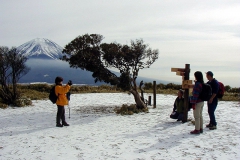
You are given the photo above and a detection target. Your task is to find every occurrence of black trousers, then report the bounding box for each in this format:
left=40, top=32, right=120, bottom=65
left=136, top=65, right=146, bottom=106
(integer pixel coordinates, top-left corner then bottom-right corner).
left=56, top=105, right=66, bottom=124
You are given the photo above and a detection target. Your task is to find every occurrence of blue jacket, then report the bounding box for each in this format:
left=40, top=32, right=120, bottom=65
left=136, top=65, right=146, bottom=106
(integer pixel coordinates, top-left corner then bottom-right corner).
left=207, top=78, right=219, bottom=101
left=207, top=78, right=219, bottom=94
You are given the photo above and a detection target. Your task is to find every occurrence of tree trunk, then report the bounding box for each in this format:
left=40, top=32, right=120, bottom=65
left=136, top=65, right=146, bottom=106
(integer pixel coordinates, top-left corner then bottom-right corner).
left=130, top=89, right=146, bottom=109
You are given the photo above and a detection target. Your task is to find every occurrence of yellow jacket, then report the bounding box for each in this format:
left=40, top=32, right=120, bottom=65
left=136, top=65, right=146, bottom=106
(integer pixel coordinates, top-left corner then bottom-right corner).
left=55, top=84, right=71, bottom=106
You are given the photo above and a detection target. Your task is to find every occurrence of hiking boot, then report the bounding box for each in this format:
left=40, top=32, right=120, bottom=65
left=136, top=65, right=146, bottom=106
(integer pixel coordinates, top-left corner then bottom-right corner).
left=62, top=122, right=70, bottom=126
left=190, top=130, right=200, bottom=134
left=209, top=125, right=217, bottom=130
left=206, top=124, right=213, bottom=128
left=200, top=129, right=203, bottom=133
left=56, top=124, right=63, bottom=127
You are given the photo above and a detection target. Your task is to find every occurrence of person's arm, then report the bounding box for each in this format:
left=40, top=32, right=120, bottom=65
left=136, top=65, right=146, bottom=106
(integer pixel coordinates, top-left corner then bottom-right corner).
left=173, top=99, right=177, bottom=112
left=209, top=80, right=219, bottom=103
left=55, top=85, right=70, bottom=95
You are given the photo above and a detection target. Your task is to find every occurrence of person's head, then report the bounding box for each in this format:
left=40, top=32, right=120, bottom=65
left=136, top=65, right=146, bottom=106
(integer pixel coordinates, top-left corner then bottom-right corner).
left=194, top=71, right=204, bottom=83
left=55, top=76, right=63, bottom=85
left=206, top=71, right=214, bottom=81
left=178, top=89, right=184, bottom=98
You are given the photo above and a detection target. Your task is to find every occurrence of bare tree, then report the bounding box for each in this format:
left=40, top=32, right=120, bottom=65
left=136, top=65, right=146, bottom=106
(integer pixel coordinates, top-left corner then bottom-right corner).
left=0, top=46, right=30, bottom=104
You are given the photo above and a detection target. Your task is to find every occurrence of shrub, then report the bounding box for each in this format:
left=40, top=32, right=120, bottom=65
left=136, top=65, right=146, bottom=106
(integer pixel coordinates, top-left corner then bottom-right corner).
left=115, top=104, right=149, bottom=115
left=14, top=98, right=32, bottom=107
left=19, top=84, right=52, bottom=93
left=0, top=102, right=8, bottom=109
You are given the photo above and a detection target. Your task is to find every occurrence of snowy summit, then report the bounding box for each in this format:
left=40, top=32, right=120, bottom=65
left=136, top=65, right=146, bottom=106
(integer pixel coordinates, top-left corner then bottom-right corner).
left=17, top=38, right=65, bottom=60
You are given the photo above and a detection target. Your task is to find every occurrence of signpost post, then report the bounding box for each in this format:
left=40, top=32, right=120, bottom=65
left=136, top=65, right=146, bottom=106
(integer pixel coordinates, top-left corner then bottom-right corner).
left=171, top=64, right=192, bottom=123
left=153, top=81, right=156, bottom=109
left=183, top=64, right=190, bottom=123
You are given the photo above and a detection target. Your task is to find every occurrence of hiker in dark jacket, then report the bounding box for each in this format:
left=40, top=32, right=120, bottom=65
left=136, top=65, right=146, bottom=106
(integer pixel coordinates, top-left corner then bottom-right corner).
left=170, top=89, right=184, bottom=121
left=206, top=71, right=219, bottom=130
left=190, top=71, right=204, bottom=134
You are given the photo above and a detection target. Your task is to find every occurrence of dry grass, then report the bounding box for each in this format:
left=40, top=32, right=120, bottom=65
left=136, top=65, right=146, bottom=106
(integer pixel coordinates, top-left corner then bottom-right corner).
left=220, top=92, right=239, bottom=101
left=115, top=104, right=149, bottom=115
left=1, top=84, right=238, bottom=108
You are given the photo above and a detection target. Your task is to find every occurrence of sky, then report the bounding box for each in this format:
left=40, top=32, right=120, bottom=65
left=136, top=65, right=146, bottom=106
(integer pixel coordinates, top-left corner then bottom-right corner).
left=1, top=0, right=240, bottom=87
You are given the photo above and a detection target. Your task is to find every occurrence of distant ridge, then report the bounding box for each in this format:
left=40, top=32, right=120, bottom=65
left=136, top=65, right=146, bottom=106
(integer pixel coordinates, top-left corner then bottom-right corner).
left=17, top=38, right=65, bottom=59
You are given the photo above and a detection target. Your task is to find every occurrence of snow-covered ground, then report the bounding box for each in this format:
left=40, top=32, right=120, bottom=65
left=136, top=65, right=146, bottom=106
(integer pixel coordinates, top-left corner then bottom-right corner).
left=0, top=93, right=239, bottom=160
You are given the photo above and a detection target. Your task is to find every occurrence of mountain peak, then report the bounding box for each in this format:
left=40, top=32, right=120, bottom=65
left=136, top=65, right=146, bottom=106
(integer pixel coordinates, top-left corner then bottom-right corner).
left=17, top=38, right=65, bottom=60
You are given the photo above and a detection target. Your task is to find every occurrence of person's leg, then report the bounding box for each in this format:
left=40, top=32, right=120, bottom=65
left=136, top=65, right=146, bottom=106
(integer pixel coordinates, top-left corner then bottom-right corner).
left=177, top=113, right=183, bottom=121
left=61, top=106, right=69, bottom=126
left=191, top=103, right=203, bottom=134
left=209, top=99, right=218, bottom=130
left=207, top=104, right=212, bottom=125
left=194, top=103, right=201, bottom=130
left=208, top=102, right=217, bottom=126
left=170, top=112, right=179, bottom=119
left=199, top=102, right=204, bottom=130
left=61, top=106, right=65, bottom=123
left=56, top=105, right=64, bottom=127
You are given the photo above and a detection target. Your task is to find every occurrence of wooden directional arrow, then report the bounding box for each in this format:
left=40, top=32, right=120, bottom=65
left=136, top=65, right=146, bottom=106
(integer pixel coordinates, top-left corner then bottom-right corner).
left=171, top=68, right=185, bottom=72
left=182, top=80, right=192, bottom=85
left=176, top=71, right=185, bottom=76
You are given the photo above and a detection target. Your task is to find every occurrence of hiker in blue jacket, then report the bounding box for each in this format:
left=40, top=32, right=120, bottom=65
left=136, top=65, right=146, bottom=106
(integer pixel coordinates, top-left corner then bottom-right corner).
left=206, top=71, right=219, bottom=130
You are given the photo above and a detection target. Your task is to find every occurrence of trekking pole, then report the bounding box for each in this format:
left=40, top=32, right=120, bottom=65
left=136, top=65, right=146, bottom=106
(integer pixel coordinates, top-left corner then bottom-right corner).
left=67, top=91, right=71, bottom=119
left=68, top=104, right=70, bottom=119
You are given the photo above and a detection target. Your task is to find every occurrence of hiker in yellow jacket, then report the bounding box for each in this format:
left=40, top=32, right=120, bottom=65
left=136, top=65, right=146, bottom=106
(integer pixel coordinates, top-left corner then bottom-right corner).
left=55, top=76, right=72, bottom=127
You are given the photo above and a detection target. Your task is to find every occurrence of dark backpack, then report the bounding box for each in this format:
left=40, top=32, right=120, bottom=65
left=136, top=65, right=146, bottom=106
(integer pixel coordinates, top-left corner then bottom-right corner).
left=49, top=86, right=58, bottom=104
left=217, top=82, right=225, bottom=98
left=199, top=83, right=212, bottom=101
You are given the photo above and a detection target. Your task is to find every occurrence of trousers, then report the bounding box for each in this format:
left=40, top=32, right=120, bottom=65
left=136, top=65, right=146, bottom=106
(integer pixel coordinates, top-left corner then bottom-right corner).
left=193, top=102, right=204, bottom=130
left=208, top=98, right=218, bottom=126
left=56, top=105, right=66, bottom=124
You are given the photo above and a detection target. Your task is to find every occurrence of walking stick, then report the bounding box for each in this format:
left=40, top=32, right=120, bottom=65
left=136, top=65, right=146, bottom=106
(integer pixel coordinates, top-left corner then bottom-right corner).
left=68, top=105, right=70, bottom=119
left=67, top=92, right=71, bottom=119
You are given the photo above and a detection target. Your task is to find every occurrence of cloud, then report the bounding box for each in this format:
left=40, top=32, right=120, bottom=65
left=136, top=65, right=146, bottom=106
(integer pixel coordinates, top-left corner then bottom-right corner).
left=0, top=0, right=239, bottom=87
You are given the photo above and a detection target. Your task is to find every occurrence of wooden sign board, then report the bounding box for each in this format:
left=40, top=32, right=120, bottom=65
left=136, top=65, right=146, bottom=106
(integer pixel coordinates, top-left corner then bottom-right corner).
left=188, top=84, right=194, bottom=88
left=182, top=80, right=192, bottom=85
left=171, top=68, right=185, bottom=72
left=182, top=84, right=194, bottom=89
left=182, top=84, right=188, bottom=89
left=176, top=71, right=185, bottom=76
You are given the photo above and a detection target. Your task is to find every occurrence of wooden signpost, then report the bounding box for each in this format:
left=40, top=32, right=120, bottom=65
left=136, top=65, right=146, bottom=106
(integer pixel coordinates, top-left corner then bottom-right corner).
left=171, top=64, right=192, bottom=123
left=153, top=81, right=156, bottom=108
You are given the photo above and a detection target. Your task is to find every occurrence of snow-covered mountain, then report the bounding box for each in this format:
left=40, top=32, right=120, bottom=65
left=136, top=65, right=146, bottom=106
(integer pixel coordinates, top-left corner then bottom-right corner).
left=16, top=38, right=96, bottom=84
left=17, top=38, right=65, bottom=59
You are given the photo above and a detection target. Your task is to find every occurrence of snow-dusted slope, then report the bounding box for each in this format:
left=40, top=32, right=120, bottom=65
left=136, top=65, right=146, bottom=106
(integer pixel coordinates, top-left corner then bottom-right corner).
left=0, top=94, right=239, bottom=159
left=17, top=38, right=65, bottom=59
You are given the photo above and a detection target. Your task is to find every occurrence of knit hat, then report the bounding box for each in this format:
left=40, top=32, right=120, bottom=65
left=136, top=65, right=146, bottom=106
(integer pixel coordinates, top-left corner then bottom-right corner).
left=55, top=76, right=63, bottom=84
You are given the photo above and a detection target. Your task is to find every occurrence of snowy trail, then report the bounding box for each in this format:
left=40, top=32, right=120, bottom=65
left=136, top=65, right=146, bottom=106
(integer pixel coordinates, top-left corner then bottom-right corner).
left=0, top=93, right=239, bottom=160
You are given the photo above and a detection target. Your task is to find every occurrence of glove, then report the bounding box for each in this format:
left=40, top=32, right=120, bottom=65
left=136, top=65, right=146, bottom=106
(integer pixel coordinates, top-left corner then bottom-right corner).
left=68, top=80, right=72, bottom=86
left=192, top=104, right=196, bottom=110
